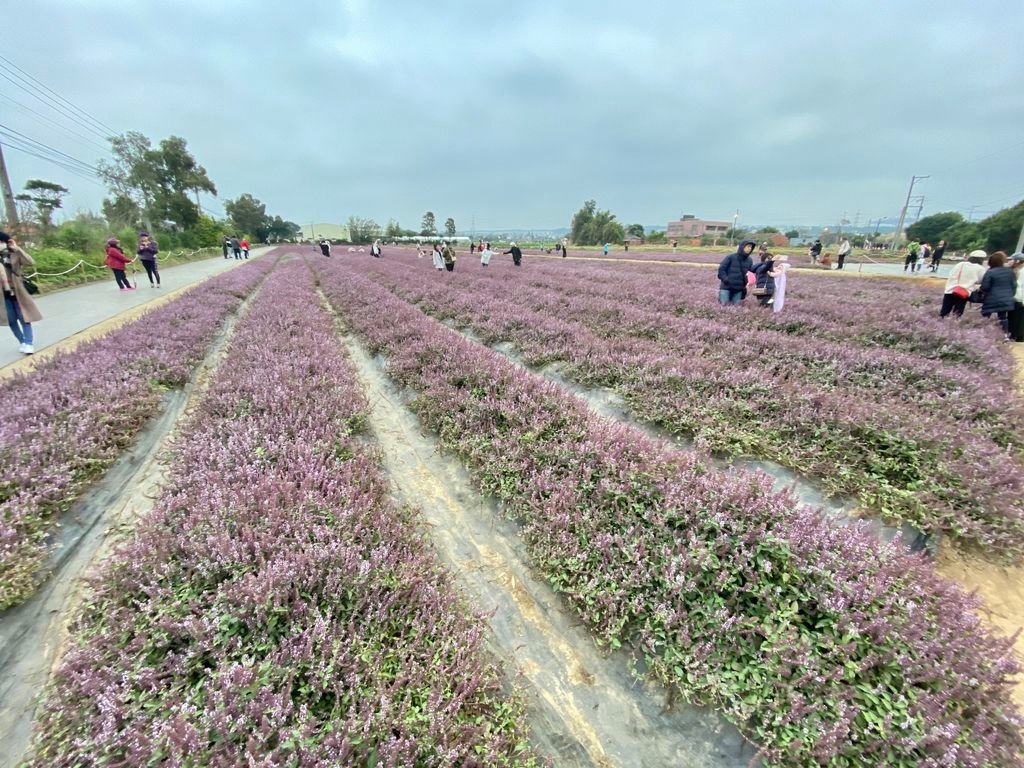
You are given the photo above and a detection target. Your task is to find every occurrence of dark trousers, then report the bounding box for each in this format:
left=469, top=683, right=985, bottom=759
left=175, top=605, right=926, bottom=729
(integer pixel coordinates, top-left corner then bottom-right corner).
left=1010, top=302, right=1024, bottom=342
left=112, top=269, right=132, bottom=289
left=904, top=254, right=916, bottom=271
left=223, top=248, right=229, bottom=259
left=939, top=293, right=967, bottom=318
left=837, top=252, right=847, bottom=269
left=513, top=257, right=522, bottom=266
left=141, top=259, right=160, bottom=285
left=233, top=248, right=241, bottom=259
left=444, top=263, right=454, bottom=272
left=983, top=309, right=1010, bottom=334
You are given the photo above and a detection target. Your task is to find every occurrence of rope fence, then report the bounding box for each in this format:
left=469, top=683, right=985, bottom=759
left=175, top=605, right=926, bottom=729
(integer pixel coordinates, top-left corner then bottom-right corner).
left=25, top=247, right=217, bottom=280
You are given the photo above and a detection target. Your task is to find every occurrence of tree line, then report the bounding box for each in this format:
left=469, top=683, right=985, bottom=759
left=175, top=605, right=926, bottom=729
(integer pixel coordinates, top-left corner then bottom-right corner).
left=906, top=202, right=1024, bottom=253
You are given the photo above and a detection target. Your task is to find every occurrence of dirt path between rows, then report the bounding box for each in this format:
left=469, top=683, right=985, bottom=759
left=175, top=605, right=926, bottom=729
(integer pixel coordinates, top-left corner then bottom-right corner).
left=334, top=326, right=757, bottom=767
left=0, top=277, right=267, bottom=768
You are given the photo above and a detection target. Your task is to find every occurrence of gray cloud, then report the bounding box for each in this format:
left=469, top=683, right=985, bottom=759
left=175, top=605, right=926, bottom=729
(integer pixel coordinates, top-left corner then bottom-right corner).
left=6, top=0, right=1023, bottom=231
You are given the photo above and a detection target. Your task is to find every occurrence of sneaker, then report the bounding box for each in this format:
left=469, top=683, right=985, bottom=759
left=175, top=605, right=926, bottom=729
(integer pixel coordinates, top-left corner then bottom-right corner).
left=17, top=342, right=26, bottom=353
left=126, top=286, right=136, bottom=291
left=22, top=344, right=34, bottom=355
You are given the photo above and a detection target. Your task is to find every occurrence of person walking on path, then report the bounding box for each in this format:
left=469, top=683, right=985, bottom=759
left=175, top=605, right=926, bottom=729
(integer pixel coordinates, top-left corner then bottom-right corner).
left=809, top=238, right=822, bottom=264
left=240, top=238, right=250, bottom=259
left=836, top=238, right=851, bottom=270
left=0, top=232, right=42, bottom=354
left=717, top=239, right=755, bottom=305
left=1009, top=253, right=1024, bottom=342
left=222, top=236, right=230, bottom=259
left=432, top=243, right=445, bottom=271
left=137, top=232, right=161, bottom=288
left=480, top=242, right=494, bottom=267
left=442, top=241, right=456, bottom=272
left=505, top=242, right=523, bottom=267
left=980, top=251, right=1016, bottom=337
left=231, top=237, right=242, bottom=260
left=561, top=238, right=568, bottom=258
left=930, top=239, right=946, bottom=272
left=772, top=255, right=790, bottom=313
left=319, top=238, right=332, bottom=257
left=904, top=240, right=921, bottom=272
left=105, top=238, right=135, bottom=291
left=917, top=242, right=931, bottom=273
left=940, top=250, right=987, bottom=318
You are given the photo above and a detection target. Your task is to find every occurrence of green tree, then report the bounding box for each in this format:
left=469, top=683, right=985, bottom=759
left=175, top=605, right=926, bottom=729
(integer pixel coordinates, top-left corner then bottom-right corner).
left=646, top=230, right=667, bottom=244
left=102, top=194, right=141, bottom=230
left=266, top=216, right=301, bottom=242
left=785, top=229, right=800, bottom=239
left=444, top=217, right=457, bottom=238
left=906, top=212, right=964, bottom=245
left=942, top=220, right=981, bottom=251
left=20, top=179, right=68, bottom=233
left=98, top=131, right=216, bottom=231
left=421, top=211, right=436, bottom=236
left=224, top=193, right=269, bottom=237
left=570, top=200, right=625, bottom=246
left=976, top=201, right=1024, bottom=254
left=347, top=216, right=380, bottom=243
left=626, top=223, right=645, bottom=239
left=756, top=226, right=780, bottom=234
left=384, top=219, right=402, bottom=239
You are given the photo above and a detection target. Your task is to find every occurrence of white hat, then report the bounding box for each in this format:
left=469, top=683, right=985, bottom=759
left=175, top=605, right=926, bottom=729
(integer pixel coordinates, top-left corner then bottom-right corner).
left=969, top=249, right=988, bottom=260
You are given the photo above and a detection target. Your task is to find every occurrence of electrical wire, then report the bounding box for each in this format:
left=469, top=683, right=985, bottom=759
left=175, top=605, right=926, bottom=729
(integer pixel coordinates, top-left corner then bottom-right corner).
left=0, top=91, right=110, bottom=154
left=0, top=124, right=99, bottom=174
left=0, top=140, right=103, bottom=185
left=0, top=69, right=110, bottom=142
left=0, top=55, right=116, bottom=137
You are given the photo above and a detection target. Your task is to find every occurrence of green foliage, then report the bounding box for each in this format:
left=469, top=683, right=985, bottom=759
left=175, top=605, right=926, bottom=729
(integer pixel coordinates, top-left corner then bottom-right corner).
left=646, top=230, right=667, bottom=244
left=626, top=223, right=645, bottom=239
left=225, top=193, right=269, bottom=239
left=977, top=200, right=1024, bottom=253
left=19, top=179, right=68, bottom=232
left=570, top=200, right=626, bottom=246
left=906, top=211, right=964, bottom=245
left=755, top=226, right=779, bottom=234
left=347, top=216, right=381, bottom=244
left=444, top=217, right=457, bottom=238
left=421, top=211, right=436, bottom=236
left=785, top=229, right=800, bottom=239
left=942, top=220, right=982, bottom=250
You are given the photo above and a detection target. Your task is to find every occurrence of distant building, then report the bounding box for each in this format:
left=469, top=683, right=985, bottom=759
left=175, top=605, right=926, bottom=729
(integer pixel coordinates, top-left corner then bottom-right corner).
left=666, top=214, right=730, bottom=239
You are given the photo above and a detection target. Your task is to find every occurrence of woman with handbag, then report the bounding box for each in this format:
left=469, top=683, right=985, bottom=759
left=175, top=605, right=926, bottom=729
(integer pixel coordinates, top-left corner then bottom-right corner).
left=751, top=252, right=776, bottom=307
left=940, top=250, right=987, bottom=318
left=0, top=232, right=42, bottom=355
left=979, top=251, right=1016, bottom=337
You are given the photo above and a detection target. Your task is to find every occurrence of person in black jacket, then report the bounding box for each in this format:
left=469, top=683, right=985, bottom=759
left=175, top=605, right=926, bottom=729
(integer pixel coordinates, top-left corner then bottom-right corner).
left=504, top=242, right=523, bottom=266
left=980, top=251, right=1016, bottom=336
left=751, top=252, right=776, bottom=306
left=930, top=239, right=946, bottom=272
left=718, top=240, right=755, bottom=304
left=809, top=239, right=822, bottom=264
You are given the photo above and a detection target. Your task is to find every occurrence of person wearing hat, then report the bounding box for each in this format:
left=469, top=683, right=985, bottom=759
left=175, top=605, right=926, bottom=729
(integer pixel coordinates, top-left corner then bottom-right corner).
left=940, top=250, right=987, bottom=318
left=105, top=237, right=135, bottom=291
left=0, top=232, right=42, bottom=354
left=1008, top=253, right=1024, bottom=341
left=504, top=242, right=523, bottom=267
left=137, top=231, right=161, bottom=287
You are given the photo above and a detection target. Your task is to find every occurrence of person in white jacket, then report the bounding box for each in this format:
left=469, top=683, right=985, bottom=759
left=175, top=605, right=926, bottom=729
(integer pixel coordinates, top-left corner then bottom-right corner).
left=431, top=243, right=444, bottom=271
left=940, top=250, right=987, bottom=318
left=480, top=242, right=494, bottom=267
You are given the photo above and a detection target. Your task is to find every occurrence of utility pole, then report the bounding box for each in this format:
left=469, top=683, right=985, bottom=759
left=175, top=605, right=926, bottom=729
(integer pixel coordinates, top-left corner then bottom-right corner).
left=891, top=174, right=929, bottom=250
left=732, top=209, right=739, bottom=245
left=0, top=142, right=19, bottom=228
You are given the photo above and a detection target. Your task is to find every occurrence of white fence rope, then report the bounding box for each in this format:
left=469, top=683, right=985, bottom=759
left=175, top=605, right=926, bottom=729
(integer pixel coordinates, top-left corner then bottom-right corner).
left=25, top=247, right=217, bottom=280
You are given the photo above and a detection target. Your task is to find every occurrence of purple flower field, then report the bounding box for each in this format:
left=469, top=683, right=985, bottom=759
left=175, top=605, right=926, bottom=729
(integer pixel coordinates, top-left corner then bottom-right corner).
left=315, top=256, right=1024, bottom=767
left=0, top=257, right=275, bottom=610
left=351, top=253, right=1024, bottom=558
left=26, top=260, right=538, bottom=767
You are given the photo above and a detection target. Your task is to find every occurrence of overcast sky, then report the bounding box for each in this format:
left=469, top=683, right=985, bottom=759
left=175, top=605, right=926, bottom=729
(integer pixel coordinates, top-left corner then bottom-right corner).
left=4, top=0, right=1023, bottom=231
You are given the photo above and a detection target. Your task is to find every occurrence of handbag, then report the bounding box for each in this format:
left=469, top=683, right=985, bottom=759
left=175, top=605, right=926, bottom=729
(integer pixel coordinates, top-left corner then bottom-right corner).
left=950, top=285, right=969, bottom=299
left=968, top=289, right=984, bottom=304
left=22, top=278, right=39, bottom=295
left=751, top=286, right=769, bottom=296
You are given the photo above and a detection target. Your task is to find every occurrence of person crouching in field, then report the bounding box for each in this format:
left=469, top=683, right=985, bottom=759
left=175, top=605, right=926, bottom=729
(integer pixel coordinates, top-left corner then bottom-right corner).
left=940, top=250, right=986, bottom=318
left=105, top=238, right=134, bottom=291
left=717, top=239, right=755, bottom=304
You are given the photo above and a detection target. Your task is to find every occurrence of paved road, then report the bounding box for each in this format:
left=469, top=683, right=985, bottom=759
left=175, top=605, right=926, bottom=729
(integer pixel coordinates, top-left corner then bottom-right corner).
left=0, top=249, right=271, bottom=369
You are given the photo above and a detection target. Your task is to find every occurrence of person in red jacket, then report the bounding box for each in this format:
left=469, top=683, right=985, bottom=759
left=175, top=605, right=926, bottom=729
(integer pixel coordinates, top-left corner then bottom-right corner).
left=240, top=238, right=250, bottom=259
left=105, top=238, right=134, bottom=290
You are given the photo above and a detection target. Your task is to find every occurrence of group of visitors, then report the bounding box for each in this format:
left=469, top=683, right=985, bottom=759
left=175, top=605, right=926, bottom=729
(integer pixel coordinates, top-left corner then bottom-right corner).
left=105, top=231, right=161, bottom=290
left=904, top=239, right=946, bottom=273
left=941, top=249, right=1024, bottom=340
left=222, top=236, right=250, bottom=260
left=717, top=239, right=790, bottom=313
left=0, top=231, right=40, bottom=355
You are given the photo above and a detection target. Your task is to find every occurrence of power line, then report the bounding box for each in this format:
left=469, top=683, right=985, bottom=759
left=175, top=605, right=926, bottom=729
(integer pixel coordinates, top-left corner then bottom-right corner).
left=0, top=69, right=110, bottom=142
left=0, top=140, right=103, bottom=185
left=0, top=124, right=98, bottom=174
left=0, top=55, right=116, bottom=137
left=0, top=91, right=110, bottom=154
